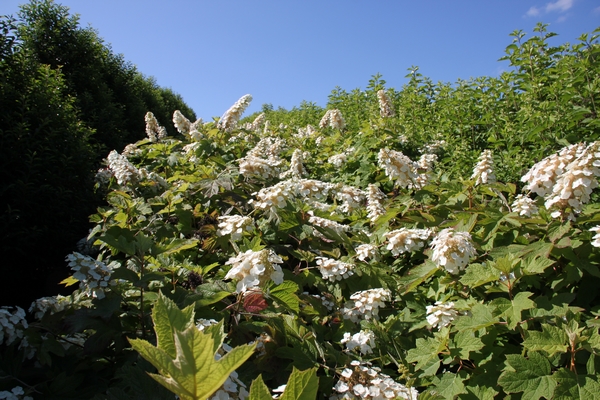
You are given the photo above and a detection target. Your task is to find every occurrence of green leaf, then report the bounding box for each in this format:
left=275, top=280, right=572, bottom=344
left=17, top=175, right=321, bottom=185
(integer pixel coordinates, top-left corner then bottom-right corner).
left=153, top=292, right=196, bottom=358
left=553, top=368, right=600, bottom=399
left=521, top=256, right=555, bottom=275
left=460, top=385, right=498, bottom=400
left=406, top=329, right=449, bottom=376
left=498, top=352, right=556, bottom=399
left=269, top=281, right=300, bottom=313
left=398, top=261, right=438, bottom=294
left=249, top=375, right=272, bottom=400
left=153, top=238, right=199, bottom=256
left=430, top=371, right=468, bottom=399
left=459, top=263, right=501, bottom=288
left=131, top=326, right=255, bottom=400
left=454, top=304, right=497, bottom=331
left=523, top=324, right=569, bottom=356
left=279, top=367, right=318, bottom=400
left=498, top=291, right=535, bottom=329
left=451, top=330, right=484, bottom=360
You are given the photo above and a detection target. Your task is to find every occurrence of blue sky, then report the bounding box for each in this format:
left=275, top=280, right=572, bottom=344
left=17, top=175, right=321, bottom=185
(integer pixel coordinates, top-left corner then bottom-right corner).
left=2, top=0, right=599, bottom=122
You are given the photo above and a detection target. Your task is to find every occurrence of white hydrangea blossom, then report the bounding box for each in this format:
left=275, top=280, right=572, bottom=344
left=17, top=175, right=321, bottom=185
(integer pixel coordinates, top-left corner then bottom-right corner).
left=355, top=244, right=378, bottom=262
left=426, top=301, right=459, bottom=329
left=377, top=89, right=396, bottom=118
left=385, top=228, right=432, bottom=256
left=29, top=295, right=71, bottom=320
left=218, top=94, right=253, bottom=132
left=378, top=148, right=419, bottom=188
left=0, top=307, right=28, bottom=346
left=544, top=141, right=600, bottom=220
left=196, top=318, right=218, bottom=331
left=307, top=293, right=335, bottom=311
left=239, top=155, right=283, bottom=179
left=471, top=149, right=496, bottom=185
left=331, top=360, right=418, bottom=400
left=319, top=109, right=346, bottom=130
left=217, top=215, right=254, bottom=241
left=511, top=194, right=538, bottom=217
left=224, top=249, right=284, bottom=293
left=308, top=212, right=351, bottom=236
left=366, top=184, right=386, bottom=223
left=413, top=153, right=438, bottom=188
left=66, top=252, right=118, bottom=299
left=247, top=137, right=286, bottom=159
left=295, top=179, right=335, bottom=201
left=145, top=111, right=167, bottom=142
left=0, top=386, right=33, bottom=400
left=419, top=140, right=446, bottom=154
left=341, top=330, right=376, bottom=355
left=430, top=228, right=476, bottom=274
left=249, top=180, right=297, bottom=219
left=342, top=288, right=390, bottom=323
left=334, top=185, right=366, bottom=213
left=590, top=226, right=600, bottom=248
left=315, top=257, right=354, bottom=281
left=106, top=150, right=141, bottom=186
left=250, top=113, right=266, bottom=131
left=296, top=124, right=316, bottom=138
left=521, top=142, right=586, bottom=198
left=172, top=110, right=192, bottom=135
left=328, top=153, right=347, bottom=168
left=280, top=149, right=307, bottom=179
left=122, top=143, right=141, bottom=158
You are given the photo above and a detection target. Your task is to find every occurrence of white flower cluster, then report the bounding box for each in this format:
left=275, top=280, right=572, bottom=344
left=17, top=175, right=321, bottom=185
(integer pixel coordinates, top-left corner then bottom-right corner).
left=218, top=94, right=253, bottom=132
left=543, top=142, right=600, bottom=219
left=341, top=330, right=376, bottom=355
left=239, top=156, right=283, bottom=179
left=511, top=194, right=538, bottom=217
left=355, top=244, right=378, bottom=262
left=217, top=215, right=254, bottom=241
left=378, top=148, right=418, bottom=188
left=280, top=149, right=307, bottom=179
left=29, top=295, right=71, bottom=320
left=249, top=113, right=266, bottom=131
left=0, top=386, right=33, bottom=400
left=342, top=288, right=390, bottom=323
left=196, top=318, right=218, bottom=331
left=430, top=228, right=476, bottom=274
left=296, top=179, right=335, bottom=200
left=309, top=213, right=351, bottom=236
left=66, top=252, right=118, bottom=299
left=366, top=184, right=386, bottom=223
left=106, top=150, right=141, bottom=185
left=249, top=137, right=287, bottom=159
left=172, top=110, right=192, bottom=135
left=224, top=249, right=284, bottom=293
left=296, top=124, right=316, bottom=138
left=319, top=109, right=346, bottom=130
left=331, top=360, right=418, bottom=400
left=334, top=185, right=366, bottom=213
left=385, top=228, right=432, bottom=256
left=419, top=140, right=446, bottom=154
left=471, top=149, right=496, bottom=185
left=144, top=111, right=167, bottom=142
left=329, top=153, right=347, bottom=168
left=521, top=143, right=585, bottom=197
left=377, top=90, right=395, bottom=118
left=426, top=301, right=459, bottom=329
left=249, top=180, right=296, bottom=219
left=413, top=154, right=437, bottom=188
left=0, top=307, right=27, bottom=346
left=122, top=143, right=141, bottom=158
left=315, top=257, right=354, bottom=281
left=590, top=226, right=600, bottom=247
left=307, top=293, right=335, bottom=311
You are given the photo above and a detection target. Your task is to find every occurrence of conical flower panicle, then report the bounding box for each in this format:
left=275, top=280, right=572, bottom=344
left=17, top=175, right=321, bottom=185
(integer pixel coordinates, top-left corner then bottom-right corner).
left=377, top=89, right=396, bottom=118
left=319, top=109, right=345, bottom=130
left=218, top=94, right=253, bottom=132
left=471, top=149, right=496, bottom=185
left=378, top=148, right=419, bottom=188
left=145, top=112, right=167, bottom=142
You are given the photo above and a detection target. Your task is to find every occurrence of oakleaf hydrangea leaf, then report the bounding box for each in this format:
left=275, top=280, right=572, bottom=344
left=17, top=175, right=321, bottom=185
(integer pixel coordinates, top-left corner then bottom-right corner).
left=498, top=351, right=556, bottom=399
left=523, top=324, right=569, bottom=356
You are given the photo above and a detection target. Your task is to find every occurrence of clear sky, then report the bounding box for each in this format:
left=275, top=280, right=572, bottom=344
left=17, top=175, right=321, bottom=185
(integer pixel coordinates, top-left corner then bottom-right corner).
left=1, top=0, right=599, bottom=122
